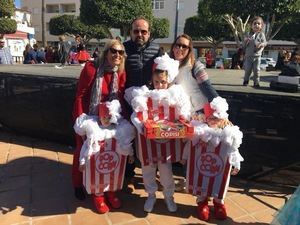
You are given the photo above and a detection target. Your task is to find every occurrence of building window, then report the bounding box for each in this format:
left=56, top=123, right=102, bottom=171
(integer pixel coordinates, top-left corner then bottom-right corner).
left=152, top=0, right=164, bottom=10
left=46, top=4, right=59, bottom=13
left=60, top=4, right=76, bottom=13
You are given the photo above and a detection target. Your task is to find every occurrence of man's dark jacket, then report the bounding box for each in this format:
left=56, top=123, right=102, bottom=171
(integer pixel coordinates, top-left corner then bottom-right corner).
left=124, top=40, right=161, bottom=88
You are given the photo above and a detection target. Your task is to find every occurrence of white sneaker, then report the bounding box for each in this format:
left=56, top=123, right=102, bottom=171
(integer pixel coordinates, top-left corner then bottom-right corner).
left=144, top=194, right=156, bottom=212
left=54, top=65, right=65, bottom=69
left=165, top=196, right=177, bottom=212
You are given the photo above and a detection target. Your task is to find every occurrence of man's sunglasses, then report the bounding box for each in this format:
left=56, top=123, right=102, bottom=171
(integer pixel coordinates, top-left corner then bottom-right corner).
left=109, top=48, right=125, bottom=55
left=133, top=29, right=148, bottom=35
left=175, top=43, right=189, bottom=49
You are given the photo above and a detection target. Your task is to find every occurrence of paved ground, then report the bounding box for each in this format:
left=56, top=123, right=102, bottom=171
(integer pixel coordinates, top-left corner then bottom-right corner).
left=1, top=129, right=299, bottom=225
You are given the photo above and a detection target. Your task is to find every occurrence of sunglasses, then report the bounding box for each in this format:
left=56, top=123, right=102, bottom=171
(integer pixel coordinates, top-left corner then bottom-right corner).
left=109, top=48, right=125, bottom=55
left=133, top=29, right=148, bottom=35
left=175, top=43, right=189, bottom=49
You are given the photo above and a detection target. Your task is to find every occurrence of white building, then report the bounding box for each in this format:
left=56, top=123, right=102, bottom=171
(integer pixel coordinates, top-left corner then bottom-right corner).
left=152, top=0, right=198, bottom=46
left=21, top=0, right=80, bottom=45
left=2, top=8, right=35, bottom=63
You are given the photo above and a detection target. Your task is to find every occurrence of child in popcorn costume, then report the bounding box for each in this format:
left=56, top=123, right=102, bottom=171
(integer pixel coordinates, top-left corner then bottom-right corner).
left=74, top=99, right=135, bottom=213
left=125, top=53, right=191, bottom=213
left=182, top=96, right=243, bottom=221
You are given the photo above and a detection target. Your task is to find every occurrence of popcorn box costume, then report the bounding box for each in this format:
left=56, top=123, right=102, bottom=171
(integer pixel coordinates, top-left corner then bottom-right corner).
left=185, top=141, right=232, bottom=199
left=125, top=54, right=192, bottom=167
left=83, top=138, right=127, bottom=194
left=74, top=100, right=135, bottom=194
left=184, top=97, right=243, bottom=201
left=126, top=84, right=192, bottom=166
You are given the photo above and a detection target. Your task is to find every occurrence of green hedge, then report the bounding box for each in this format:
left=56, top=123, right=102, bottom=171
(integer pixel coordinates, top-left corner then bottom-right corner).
left=0, top=18, right=17, bottom=34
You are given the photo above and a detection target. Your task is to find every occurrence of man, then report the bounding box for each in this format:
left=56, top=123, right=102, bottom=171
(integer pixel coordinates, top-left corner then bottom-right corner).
left=123, top=17, right=162, bottom=183
left=124, top=16, right=162, bottom=88
left=0, top=39, right=13, bottom=64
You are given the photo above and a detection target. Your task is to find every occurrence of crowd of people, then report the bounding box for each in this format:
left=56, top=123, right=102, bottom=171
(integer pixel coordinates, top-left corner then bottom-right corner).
left=0, top=34, right=93, bottom=66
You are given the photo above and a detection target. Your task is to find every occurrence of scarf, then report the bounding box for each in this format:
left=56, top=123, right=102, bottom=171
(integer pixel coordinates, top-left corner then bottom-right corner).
left=89, top=62, right=119, bottom=115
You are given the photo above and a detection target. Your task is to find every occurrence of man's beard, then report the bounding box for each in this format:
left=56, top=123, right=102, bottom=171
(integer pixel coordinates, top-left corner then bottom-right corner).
left=134, top=37, right=146, bottom=47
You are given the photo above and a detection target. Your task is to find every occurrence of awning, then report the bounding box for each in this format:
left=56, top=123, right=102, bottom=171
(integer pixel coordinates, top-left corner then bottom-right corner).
left=4, top=31, right=28, bottom=39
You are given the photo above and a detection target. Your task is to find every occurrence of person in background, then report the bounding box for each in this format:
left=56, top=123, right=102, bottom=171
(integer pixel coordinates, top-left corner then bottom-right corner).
left=242, top=16, right=267, bottom=87
left=275, top=49, right=286, bottom=71
left=123, top=16, right=163, bottom=185
left=231, top=48, right=244, bottom=69
left=45, top=46, right=55, bottom=63
left=56, top=35, right=70, bottom=68
left=68, top=46, right=79, bottom=64
left=205, top=50, right=213, bottom=68
left=75, top=35, right=83, bottom=52
left=92, top=47, right=99, bottom=59
left=36, top=46, right=46, bottom=64
left=284, top=51, right=292, bottom=64
left=291, top=47, right=299, bottom=60
left=0, top=39, right=13, bottom=64
left=23, top=43, right=37, bottom=64
left=72, top=39, right=128, bottom=213
left=76, top=44, right=91, bottom=64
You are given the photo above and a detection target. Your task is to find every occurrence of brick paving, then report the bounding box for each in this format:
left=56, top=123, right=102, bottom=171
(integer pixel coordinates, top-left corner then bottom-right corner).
left=1, top=130, right=298, bottom=225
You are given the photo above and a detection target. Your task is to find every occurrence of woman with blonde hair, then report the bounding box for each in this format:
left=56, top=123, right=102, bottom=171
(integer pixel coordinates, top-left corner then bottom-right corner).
left=72, top=39, right=128, bottom=213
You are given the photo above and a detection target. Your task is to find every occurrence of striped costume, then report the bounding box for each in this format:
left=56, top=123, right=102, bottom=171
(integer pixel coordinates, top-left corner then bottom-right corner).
left=83, top=138, right=127, bottom=194
left=185, top=141, right=232, bottom=201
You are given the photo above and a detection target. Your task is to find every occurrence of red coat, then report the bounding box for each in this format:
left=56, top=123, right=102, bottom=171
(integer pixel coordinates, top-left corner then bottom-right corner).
left=72, top=61, right=127, bottom=188
left=72, top=61, right=127, bottom=120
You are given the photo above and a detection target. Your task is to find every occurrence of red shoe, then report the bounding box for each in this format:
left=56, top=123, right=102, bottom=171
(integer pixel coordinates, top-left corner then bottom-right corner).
left=93, top=195, right=109, bottom=214
left=197, top=199, right=209, bottom=221
left=105, top=191, right=121, bottom=209
left=213, top=200, right=227, bottom=220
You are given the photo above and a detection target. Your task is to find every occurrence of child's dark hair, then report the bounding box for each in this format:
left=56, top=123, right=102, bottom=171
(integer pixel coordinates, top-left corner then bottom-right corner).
left=148, top=69, right=168, bottom=89
left=153, top=69, right=167, bottom=75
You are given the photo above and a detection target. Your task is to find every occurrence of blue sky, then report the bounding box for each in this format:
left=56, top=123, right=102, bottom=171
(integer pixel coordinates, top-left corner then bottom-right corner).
left=15, top=0, right=21, bottom=8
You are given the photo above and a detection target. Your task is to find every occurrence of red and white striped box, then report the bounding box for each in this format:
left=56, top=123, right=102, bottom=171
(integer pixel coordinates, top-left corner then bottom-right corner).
left=136, top=97, right=188, bottom=166
left=137, top=134, right=185, bottom=166
left=83, top=138, right=127, bottom=194
left=186, top=142, right=232, bottom=200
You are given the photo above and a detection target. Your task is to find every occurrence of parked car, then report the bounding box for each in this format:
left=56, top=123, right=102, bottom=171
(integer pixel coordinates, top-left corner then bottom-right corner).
left=260, top=57, right=276, bottom=70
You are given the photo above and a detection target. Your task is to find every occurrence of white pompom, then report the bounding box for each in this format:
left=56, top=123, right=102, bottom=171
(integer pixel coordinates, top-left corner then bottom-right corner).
left=210, top=96, right=229, bottom=119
